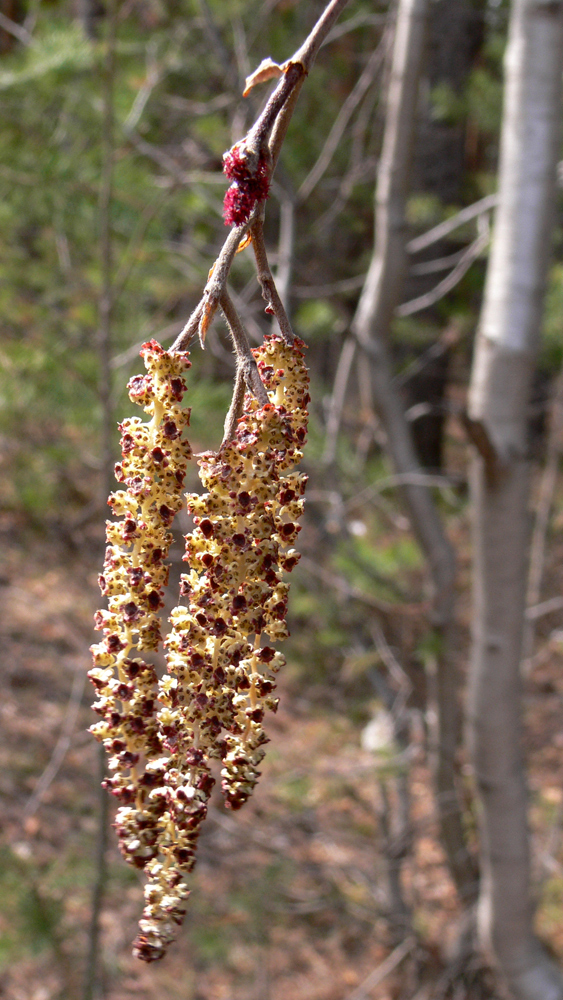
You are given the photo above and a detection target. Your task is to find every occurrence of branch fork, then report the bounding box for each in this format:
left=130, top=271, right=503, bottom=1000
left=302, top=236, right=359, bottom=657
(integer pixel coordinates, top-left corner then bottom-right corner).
left=170, top=0, right=351, bottom=443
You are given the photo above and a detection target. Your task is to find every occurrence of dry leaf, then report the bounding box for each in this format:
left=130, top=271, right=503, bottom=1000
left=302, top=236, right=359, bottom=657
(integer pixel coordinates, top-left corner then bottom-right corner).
left=243, top=57, right=284, bottom=97
left=236, top=233, right=252, bottom=254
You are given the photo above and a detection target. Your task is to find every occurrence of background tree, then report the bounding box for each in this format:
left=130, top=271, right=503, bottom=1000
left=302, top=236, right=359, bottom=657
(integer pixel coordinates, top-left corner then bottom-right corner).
left=467, top=0, right=563, bottom=996
left=1, top=2, right=563, bottom=998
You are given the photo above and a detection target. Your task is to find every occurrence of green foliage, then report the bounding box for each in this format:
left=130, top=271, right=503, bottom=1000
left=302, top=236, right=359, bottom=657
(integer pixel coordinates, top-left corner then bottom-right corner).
left=541, top=263, right=563, bottom=372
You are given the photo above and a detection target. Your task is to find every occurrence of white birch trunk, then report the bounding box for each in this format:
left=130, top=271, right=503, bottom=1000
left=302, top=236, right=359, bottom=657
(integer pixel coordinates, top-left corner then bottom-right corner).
left=467, top=2, right=563, bottom=997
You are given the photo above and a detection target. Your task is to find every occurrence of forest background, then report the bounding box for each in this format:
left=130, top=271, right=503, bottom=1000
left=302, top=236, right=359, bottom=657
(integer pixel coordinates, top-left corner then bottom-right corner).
left=2, top=1, right=563, bottom=999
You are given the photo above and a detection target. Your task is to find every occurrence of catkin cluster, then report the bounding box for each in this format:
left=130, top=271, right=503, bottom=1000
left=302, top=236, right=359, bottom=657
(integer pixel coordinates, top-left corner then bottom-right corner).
left=89, top=340, right=192, bottom=865
left=90, top=333, right=309, bottom=963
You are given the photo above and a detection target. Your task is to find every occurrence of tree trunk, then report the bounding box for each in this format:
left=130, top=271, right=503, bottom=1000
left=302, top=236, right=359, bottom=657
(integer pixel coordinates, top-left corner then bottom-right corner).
left=467, top=1, right=563, bottom=996
left=352, top=0, right=477, bottom=904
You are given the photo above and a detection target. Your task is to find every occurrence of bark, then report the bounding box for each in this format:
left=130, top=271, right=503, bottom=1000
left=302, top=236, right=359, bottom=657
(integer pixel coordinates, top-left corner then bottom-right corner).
left=412, top=0, right=486, bottom=203
left=352, top=0, right=476, bottom=903
left=467, top=1, right=563, bottom=996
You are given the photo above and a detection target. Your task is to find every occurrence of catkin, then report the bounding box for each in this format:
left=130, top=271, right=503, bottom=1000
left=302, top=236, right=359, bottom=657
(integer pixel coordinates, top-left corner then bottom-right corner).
left=90, top=334, right=309, bottom=963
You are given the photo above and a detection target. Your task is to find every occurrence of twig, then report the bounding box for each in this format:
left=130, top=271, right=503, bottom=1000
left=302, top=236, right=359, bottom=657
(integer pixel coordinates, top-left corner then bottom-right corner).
left=23, top=663, right=86, bottom=819
left=323, top=336, right=357, bottom=465
left=273, top=191, right=295, bottom=312
left=525, top=595, right=563, bottom=620
left=169, top=0, right=353, bottom=355
left=123, top=42, right=160, bottom=132
left=222, top=365, right=247, bottom=446
left=343, top=471, right=464, bottom=510
left=371, top=621, right=412, bottom=712
left=110, top=320, right=184, bottom=368
left=0, top=11, right=35, bottom=46
left=324, top=11, right=388, bottom=44
left=113, top=187, right=172, bottom=298
left=250, top=214, right=295, bottom=344
left=299, top=554, right=423, bottom=615
left=396, top=225, right=489, bottom=317
left=293, top=0, right=353, bottom=71
left=409, top=245, right=471, bottom=276
left=83, top=745, right=109, bottom=1000
left=293, top=273, right=366, bottom=298
left=220, top=290, right=269, bottom=404
left=344, top=936, right=416, bottom=1000
left=298, top=40, right=385, bottom=202
left=392, top=324, right=460, bottom=388
left=406, top=193, right=498, bottom=254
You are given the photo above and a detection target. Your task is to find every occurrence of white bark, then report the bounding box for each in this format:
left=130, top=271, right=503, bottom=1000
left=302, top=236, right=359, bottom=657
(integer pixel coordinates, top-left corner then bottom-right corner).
left=467, top=2, right=563, bottom=997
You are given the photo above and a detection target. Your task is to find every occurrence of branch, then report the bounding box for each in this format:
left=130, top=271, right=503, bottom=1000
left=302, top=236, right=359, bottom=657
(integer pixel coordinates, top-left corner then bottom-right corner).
left=23, top=663, right=86, bottom=819
left=344, top=937, right=416, bottom=1000
left=220, top=290, right=269, bottom=403
left=0, top=11, right=34, bottom=46
left=168, top=0, right=352, bottom=355
left=293, top=0, right=355, bottom=71
left=250, top=213, right=294, bottom=344
left=397, top=224, right=489, bottom=317
left=298, top=39, right=385, bottom=202
left=406, top=193, right=498, bottom=254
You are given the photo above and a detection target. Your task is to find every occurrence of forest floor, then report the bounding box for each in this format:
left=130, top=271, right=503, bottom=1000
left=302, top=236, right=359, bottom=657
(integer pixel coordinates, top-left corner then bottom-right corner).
left=1, top=492, right=563, bottom=1000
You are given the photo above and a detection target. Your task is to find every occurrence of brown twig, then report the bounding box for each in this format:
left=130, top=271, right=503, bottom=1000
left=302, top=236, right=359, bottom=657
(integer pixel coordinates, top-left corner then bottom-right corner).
left=170, top=0, right=353, bottom=360
left=220, top=290, right=269, bottom=404
left=222, top=365, right=247, bottom=446
left=250, top=214, right=295, bottom=344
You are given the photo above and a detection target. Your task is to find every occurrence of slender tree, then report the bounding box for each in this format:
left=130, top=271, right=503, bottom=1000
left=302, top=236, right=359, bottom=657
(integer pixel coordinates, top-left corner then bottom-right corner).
left=467, top=1, right=563, bottom=996
left=352, top=0, right=476, bottom=904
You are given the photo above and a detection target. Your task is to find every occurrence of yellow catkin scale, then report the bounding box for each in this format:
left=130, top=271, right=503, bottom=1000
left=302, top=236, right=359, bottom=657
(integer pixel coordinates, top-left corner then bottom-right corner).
left=88, top=340, right=192, bottom=876
left=132, top=335, right=310, bottom=962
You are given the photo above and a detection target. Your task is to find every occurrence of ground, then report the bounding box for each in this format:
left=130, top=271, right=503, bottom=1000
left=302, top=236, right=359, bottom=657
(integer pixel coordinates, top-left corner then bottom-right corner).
left=0, top=480, right=562, bottom=1000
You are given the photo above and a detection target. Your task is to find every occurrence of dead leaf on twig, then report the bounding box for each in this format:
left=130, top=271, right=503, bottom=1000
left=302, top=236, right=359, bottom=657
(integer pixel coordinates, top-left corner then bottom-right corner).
left=243, top=57, right=284, bottom=96
left=236, top=233, right=252, bottom=254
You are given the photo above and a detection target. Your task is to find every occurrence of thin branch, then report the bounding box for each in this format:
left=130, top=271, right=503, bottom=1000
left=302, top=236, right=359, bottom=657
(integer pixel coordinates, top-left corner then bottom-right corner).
left=344, top=936, right=416, bottom=1000
left=273, top=192, right=295, bottom=312
left=324, top=11, right=388, bottom=44
left=299, top=554, right=423, bottom=616
left=526, top=595, right=563, bottom=620
left=23, top=663, right=86, bottom=819
left=222, top=365, right=247, bottom=446
left=293, top=273, right=366, bottom=298
left=293, top=0, right=354, bottom=71
left=298, top=40, right=385, bottom=202
left=343, top=471, right=464, bottom=510
left=220, top=290, right=269, bottom=404
left=123, top=43, right=160, bottom=132
left=323, top=336, right=357, bottom=465
left=168, top=0, right=352, bottom=359
left=250, top=214, right=295, bottom=344
left=406, top=193, right=498, bottom=254
left=396, top=226, right=489, bottom=317
left=111, top=320, right=184, bottom=368
left=527, top=368, right=563, bottom=609
left=409, top=246, right=470, bottom=276
left=0, top=11, right=34, bottom=46
left=523, top=372, right=563, bottom=662
left=392, top=324, right=461, bottom=388
left=113, top=187, right=172, bottom=299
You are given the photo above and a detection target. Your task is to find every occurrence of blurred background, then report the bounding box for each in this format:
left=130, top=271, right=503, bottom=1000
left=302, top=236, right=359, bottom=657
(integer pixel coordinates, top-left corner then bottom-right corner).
left=1, top=1, right=563, bottom=998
